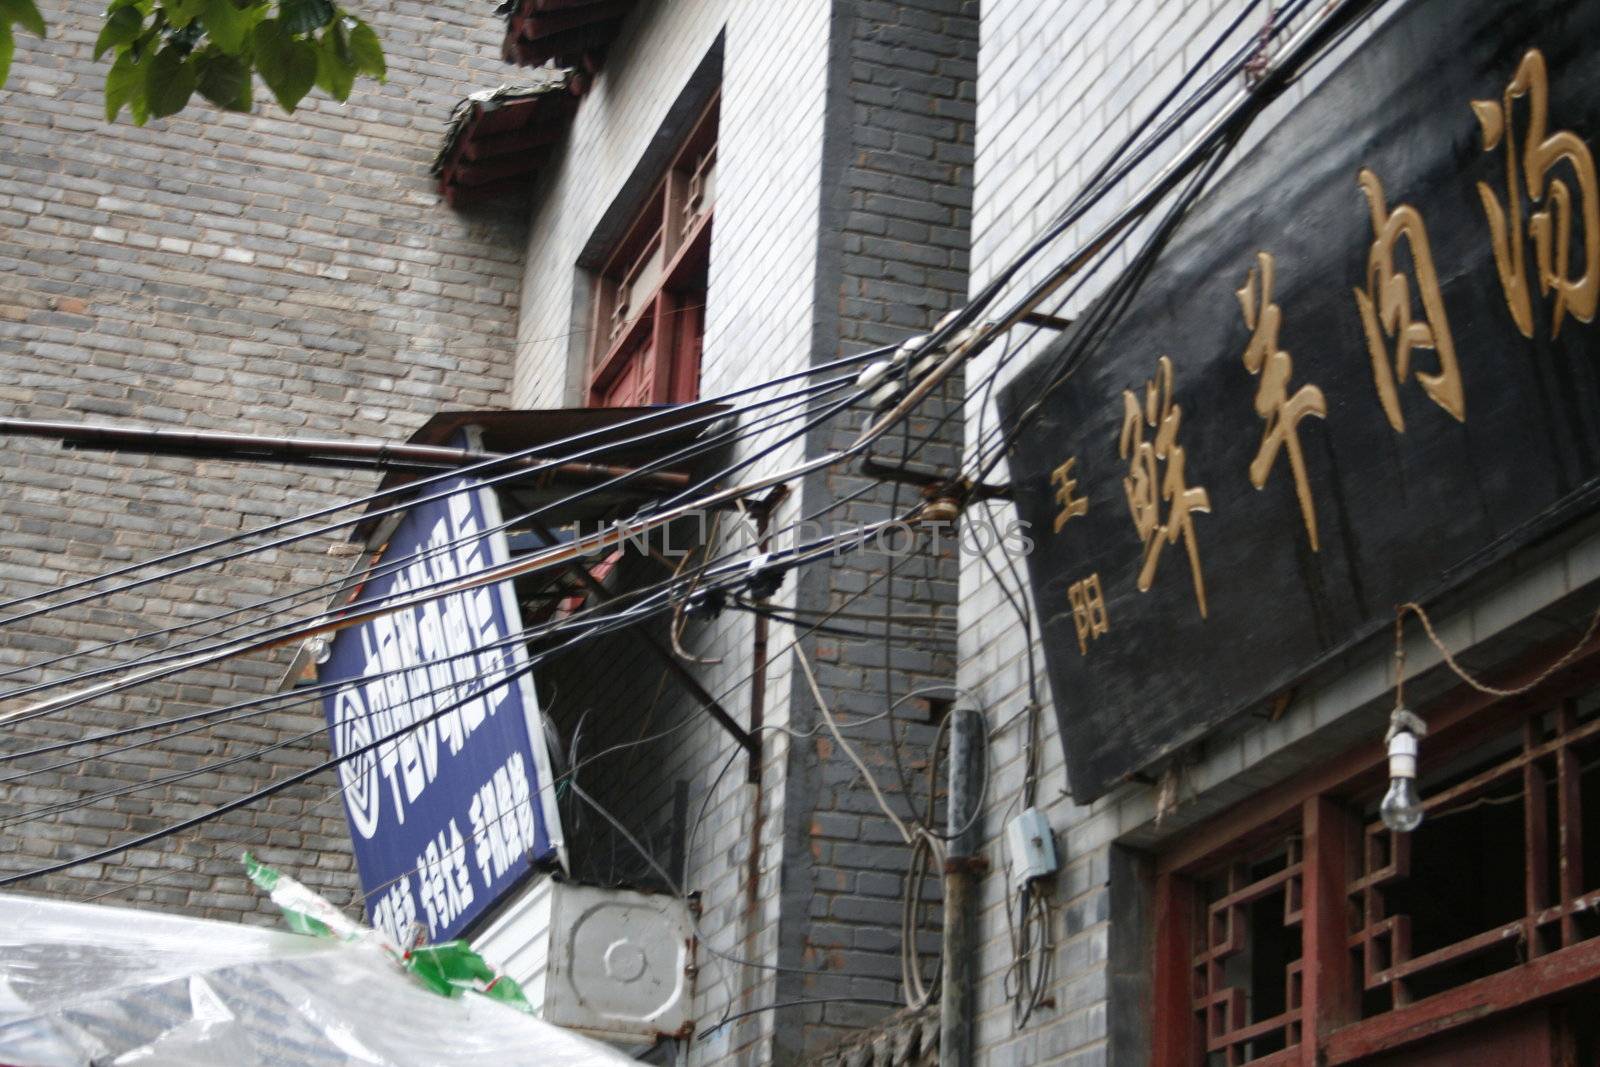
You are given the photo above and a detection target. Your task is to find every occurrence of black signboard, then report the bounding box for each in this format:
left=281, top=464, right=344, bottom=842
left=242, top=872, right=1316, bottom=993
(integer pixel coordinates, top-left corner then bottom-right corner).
left=997, top=0, right=1600, bottom=801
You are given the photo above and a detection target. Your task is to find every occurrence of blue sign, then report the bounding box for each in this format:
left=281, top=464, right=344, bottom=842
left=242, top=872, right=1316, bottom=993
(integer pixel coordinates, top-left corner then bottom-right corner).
left=318, top=431, right=564, bottom=946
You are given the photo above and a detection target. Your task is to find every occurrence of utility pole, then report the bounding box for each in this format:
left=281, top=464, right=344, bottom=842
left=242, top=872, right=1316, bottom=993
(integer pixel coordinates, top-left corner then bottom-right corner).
left=940, top=707, right=983, bottom=1067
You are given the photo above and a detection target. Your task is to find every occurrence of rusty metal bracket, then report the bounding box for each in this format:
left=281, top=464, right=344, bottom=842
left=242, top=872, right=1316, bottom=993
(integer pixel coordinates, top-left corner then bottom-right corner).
left=527, top=519, right=758, bottom=764
left=942, top=854, right=991, bottom=876
left=859, top=453, right=1011, bottom=505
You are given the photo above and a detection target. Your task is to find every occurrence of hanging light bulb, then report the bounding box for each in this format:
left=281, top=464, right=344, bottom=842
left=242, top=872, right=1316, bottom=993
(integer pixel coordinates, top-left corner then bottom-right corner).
left=1380, top=727, right=1424, bottom=832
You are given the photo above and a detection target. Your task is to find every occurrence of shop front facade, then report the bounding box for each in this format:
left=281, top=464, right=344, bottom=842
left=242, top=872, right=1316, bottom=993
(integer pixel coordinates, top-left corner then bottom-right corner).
left=962, top=0, right=1600, bottom=1065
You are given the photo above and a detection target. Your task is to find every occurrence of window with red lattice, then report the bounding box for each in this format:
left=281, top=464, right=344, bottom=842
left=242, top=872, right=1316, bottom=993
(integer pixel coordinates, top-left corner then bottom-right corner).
left=1152, top=654, right=1600, bottom=1067
left=586, top=94, right=716, bottom=408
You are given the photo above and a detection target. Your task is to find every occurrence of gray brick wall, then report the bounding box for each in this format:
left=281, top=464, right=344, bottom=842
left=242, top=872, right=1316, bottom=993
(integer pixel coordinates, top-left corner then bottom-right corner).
left=503, top=1, right=973, bottom=1064
left=0, top=0, right=525, bottom=924
left=777, top=0, right=975, bottom=1059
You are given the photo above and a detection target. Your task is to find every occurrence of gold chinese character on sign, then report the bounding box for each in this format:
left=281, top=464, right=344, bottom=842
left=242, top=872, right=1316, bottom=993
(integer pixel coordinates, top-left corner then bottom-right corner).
left=1067, top=572, right=1108, bottom=654
left=1352, top=167, right=1465, bottom=433
left=1050, top=457, right=1088, bottom=533
left=1237, top=252, right=1327, bottom=552
left=1472, top=48, right=1599, bottom=338
left=1119, top=355, right=1211, bottom=618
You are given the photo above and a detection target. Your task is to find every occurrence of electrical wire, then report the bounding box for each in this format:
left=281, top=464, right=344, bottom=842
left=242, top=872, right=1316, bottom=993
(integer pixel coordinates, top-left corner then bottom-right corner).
left=0, top=345, right=894, bottom=629
left=0, top=472, right=904, bottom=788
left=697, top=996, right=908, bottom=1038
left=0, top=6, right=1389, bottom=1032
left=967, top=0, right=1376, bottom=488
left=0, top=653, right=543, bottom=886
left=9, top=0, right=1337, bottom=819
left=0, top=384, right=885, bottom=729
left=3, top=0, right=1337, bottom=726
left=809, top=0, right=1311, bottom=851
left=416, top=545, right=960, bottom=1027
left=0, top=496, right=924, bottom=819
left=6, top=0, right=1338, bottom=696
left=1002, top=817, right=1054, bottom=1028
left=0, top=471, right=938, bottom=848
left=727, top=598, right=956, bottom=641
left=0, top=370, right=863, bottom=702
left=947, top=0, right=1376, bottom=1032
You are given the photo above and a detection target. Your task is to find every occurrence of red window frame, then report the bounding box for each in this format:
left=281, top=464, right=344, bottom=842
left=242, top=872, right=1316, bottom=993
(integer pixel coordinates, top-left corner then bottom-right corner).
left=586, top=93, right=717, bottom=408
left=1152, top=639, right=1600, bottom=1067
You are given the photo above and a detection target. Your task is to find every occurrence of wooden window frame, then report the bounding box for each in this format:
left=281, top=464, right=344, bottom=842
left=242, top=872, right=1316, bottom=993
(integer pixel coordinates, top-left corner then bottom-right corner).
left=1152, top=638, right=1600, bottom=1067
left=585, top=92, right=718, bottom=408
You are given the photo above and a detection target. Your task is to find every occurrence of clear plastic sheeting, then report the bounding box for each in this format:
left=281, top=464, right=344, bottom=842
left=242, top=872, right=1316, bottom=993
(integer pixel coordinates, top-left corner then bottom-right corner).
left=0, top=893, right=643, bottom=1067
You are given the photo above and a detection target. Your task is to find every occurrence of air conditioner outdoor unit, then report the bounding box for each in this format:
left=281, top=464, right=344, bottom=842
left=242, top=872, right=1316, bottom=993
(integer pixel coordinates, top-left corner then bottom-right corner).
left=471, top=877, right=695, bottom=1045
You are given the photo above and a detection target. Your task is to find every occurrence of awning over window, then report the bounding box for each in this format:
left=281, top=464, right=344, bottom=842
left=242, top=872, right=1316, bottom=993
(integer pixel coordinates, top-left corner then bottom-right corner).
left=431, top=73, right=580, bottom=206
left=350, top=403, right=729, bottom=542
left=281, top=401, right=730, bottom=689
left=299, top=401, right=758, bottom=766
left=495, top=0, right=636, bottom=70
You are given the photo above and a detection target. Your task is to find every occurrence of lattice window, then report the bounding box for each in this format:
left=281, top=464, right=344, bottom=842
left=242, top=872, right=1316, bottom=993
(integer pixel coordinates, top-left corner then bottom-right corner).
left=1154, top=663, right=1600, bottom=1067
left=586, top=94, right=717, bottom=408
left=1188, top=835, right=1306, bottom=1066
left=1350, top=695, right=1600, bottom=1013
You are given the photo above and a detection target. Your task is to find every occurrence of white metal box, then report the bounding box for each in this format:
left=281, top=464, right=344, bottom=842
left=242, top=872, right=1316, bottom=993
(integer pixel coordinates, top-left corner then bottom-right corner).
left=471, top=877, right=694, bottom=1044
left=1004, top=806, right=1059, bottom=887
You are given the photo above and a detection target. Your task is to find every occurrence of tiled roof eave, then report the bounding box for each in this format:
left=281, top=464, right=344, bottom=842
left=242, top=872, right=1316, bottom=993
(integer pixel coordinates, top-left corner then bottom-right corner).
left=498, top=0, right=636, bottom=69
left=432, top=71, right=578, bottom=207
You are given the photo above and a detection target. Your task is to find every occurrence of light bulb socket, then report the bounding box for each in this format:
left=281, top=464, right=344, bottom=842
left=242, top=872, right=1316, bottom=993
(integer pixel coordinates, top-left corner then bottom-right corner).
left=1386, top=729, right=1418, bottom=779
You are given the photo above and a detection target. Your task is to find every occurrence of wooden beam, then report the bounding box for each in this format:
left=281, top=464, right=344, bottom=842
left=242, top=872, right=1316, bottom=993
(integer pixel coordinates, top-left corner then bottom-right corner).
left=648, top=289, right=674, bottom=405
left=459, top=121, right=570, bottom=162
left=1152, top=872, right=1198, bottom=1067
left=523, top=1, right=631, bottom=38
left=1021, top=310, right=1075, bottom=332
left=443, top=176, right=530, bottom=205
left=1302, top=796, right=1360, bottom=1065
left=1321, top=936, right=1600, bottom=1064
left=451, top=155, right=542, bottom=188
left=1524, top=717, right=1551, bottom=958
left=1557, top=699, right=1584, bottom=949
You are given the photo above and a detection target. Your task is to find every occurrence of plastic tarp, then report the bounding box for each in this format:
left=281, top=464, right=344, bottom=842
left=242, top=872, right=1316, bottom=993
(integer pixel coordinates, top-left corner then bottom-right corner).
left=0, top=892, right=641, bottom=1067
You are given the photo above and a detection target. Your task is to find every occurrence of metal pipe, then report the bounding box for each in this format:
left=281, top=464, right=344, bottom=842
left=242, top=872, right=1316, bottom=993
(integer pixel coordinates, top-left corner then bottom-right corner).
left=744, top=484, right=788, bottom=783
left=0, top=416, right=691, bottom=491
left=941, top=707, right=983, bottom=1067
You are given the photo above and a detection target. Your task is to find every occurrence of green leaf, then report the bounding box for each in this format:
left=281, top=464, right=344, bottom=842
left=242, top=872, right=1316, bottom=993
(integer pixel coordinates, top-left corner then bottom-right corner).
left=93, top=5, right=142, bottom=59
left=201, top=0, right=258, bottom=52
left=277, top=0, right=331, bottom=35
left=161, top=0, right=207, bottom=29
left=252, top=17, right=314, bottom=111
left=327, top=15, right=347, bottom=63
left=313, top=25, right=352, bottom=100
left=0, top=22, right=13, bottom=89
left=144, top=42, right=195, bottom=117
left=104, top=48, right=147, bottom=121
left=0, top=0, right=44, bottom=37
left=195, top=48, right=250, bottom=109
left=128, top=15, right=162, bottom=61
left=346, top=17, right=381, bottom=80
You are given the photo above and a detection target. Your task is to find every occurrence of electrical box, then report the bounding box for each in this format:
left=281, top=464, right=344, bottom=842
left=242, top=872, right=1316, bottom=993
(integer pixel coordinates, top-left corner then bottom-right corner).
left=1005, top=807, right=1059, bottom=887
left=471, top=877, right=694, bottom=1045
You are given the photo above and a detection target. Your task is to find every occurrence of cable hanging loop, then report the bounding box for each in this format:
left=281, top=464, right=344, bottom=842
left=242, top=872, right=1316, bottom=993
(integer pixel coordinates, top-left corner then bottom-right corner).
left=1392, top=598, right=1600, bottom=714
